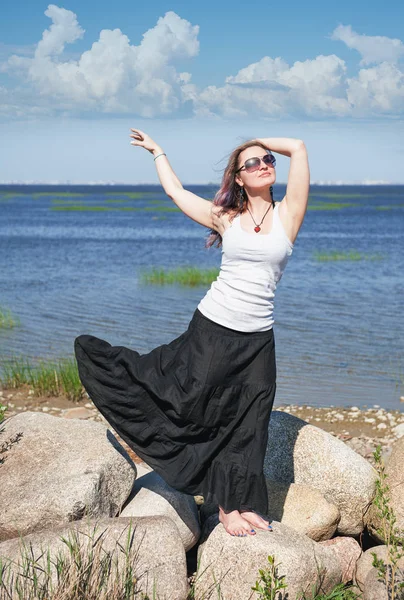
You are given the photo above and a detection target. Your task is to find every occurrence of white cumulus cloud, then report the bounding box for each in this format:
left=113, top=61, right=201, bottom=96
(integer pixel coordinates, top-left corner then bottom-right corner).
left=330, top=24, right=404, bottom=66
left=2, top=5, right=199, bottom=117
left=191, top=26, right=404, bottom=119
left=1, top=13, right=404, bottom=120
left=347, top=62, right=404, bottom=114
left=193, top=54, right=352, bottom=118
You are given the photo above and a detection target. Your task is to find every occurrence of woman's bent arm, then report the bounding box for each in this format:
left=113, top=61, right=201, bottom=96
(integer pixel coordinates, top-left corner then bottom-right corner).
left=257, top=137, right=310, bottom=240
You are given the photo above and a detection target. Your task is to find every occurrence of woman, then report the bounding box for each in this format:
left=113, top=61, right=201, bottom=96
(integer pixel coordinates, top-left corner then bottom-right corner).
left=74, top=129, right=309, bottom=538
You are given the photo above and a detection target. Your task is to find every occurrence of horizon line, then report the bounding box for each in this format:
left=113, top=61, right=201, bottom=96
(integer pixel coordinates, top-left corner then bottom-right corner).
left=0, top=180, right=402, bottom=186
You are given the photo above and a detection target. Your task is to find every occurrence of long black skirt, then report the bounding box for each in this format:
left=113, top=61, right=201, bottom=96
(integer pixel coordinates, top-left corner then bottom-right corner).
left=74, top=308, right=276, bottom=514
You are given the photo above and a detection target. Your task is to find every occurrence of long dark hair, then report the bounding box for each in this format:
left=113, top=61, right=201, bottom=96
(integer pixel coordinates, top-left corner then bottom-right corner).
left=206, top=140, right=275, bottom=248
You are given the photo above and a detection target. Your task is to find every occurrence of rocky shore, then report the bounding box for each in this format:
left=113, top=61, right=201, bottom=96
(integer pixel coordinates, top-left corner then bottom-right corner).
left=2, top=385, right=403, bottom=467
left=1, top=385, right=404, bottom=598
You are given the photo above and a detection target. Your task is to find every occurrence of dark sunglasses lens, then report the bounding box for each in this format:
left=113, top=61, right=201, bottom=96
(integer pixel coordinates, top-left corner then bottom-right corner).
left=244, top=158, right=261, bottom=172
left=263, top=154, right=276, bottom=167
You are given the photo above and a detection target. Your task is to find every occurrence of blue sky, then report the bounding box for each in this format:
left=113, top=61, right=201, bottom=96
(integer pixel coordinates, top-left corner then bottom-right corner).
left=0, top=0, right=403, bottom=184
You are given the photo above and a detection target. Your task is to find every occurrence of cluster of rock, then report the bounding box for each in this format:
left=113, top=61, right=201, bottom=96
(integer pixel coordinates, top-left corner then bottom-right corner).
left=1, top=410, right=403, bottom=599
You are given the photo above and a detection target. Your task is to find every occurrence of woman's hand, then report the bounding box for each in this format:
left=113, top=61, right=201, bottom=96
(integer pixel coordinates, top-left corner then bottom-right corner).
left=130, top=128, right=163, bottom=155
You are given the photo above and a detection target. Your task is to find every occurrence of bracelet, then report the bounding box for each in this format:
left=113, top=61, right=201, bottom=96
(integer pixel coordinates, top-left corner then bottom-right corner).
left=153, top=153, right=166, bottom=161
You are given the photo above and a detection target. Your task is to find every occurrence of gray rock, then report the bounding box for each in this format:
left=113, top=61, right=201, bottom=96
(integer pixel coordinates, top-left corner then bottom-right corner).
left=195, top=518, right=342, bottom=600
left=200, top=481, right=340, bottom=542
left=62, top=407, right=93, bottom=419
left=318, top=536, right=362, bottom=583
left=265, top=480, right=340, bottom=541
left=264, top=411, right=377, bottom=535
left=135, top=461, right=153, bottom=478
left=363, top=568, right=388, bottom=600
left=0, top=412, right=136, bottom=541
left=120, top=471, right=200, bottom=551
left=355, top=545, right=404, bottom=593
left=0, top=516, right=188, bottom=600
left=367, top=436, right=404, bottom=543
left=393, top=423, right=404, bottom=439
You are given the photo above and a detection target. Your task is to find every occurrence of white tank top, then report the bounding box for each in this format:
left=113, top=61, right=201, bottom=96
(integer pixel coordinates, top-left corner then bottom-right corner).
left=197, top=202, right=294, bottom=332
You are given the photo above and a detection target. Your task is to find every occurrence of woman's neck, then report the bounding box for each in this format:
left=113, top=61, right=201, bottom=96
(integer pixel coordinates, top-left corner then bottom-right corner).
left=244, top=194, right=272, bottom=214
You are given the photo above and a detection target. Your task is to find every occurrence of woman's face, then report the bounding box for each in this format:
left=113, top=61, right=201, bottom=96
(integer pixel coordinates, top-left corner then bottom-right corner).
left=235, top=145, right=276, bottom=191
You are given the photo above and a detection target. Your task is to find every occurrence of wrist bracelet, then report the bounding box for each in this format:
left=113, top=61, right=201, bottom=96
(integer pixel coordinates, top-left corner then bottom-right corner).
left=154, top=153, right=166, bottom=161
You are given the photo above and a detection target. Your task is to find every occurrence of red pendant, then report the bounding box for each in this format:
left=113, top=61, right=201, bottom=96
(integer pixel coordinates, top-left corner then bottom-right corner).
left=254, top=226, right=261, bottom=233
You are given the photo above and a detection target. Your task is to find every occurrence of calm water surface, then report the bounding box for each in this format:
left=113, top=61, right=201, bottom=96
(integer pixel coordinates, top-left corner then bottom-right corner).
left=0, top=184, right=403, bottom=410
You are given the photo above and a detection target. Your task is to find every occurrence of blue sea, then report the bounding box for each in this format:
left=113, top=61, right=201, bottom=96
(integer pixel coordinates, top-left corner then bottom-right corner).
left=0, top=184, right=403, bottom=410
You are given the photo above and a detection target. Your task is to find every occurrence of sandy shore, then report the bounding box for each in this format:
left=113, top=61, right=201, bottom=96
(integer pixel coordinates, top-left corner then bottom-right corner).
left=1, top=385, right=404, bottom=467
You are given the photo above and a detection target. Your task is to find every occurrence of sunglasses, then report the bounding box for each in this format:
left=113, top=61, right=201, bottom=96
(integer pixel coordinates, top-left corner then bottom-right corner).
left=236, top=153, right=276, bottom=174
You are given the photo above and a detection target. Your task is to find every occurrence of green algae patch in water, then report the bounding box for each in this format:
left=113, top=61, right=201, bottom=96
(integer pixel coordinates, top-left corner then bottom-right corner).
left=313, top=250, right=384, bottom=262
left=139, top=266, right=220, bottom=286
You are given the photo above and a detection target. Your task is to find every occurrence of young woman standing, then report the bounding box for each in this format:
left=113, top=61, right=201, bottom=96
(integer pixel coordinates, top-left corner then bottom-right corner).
left=74, top=130, right=309, bottom=538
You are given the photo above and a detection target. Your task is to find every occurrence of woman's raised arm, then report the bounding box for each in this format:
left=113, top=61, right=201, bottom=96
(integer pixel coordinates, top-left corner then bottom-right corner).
left=130, top=129, right=216, bottom=230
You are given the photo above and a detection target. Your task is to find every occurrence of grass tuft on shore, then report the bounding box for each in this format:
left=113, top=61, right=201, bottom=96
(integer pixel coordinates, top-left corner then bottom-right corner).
left=371, top=444, right=404, bottom=599
left=0, top=519, right=152, bottom=599
left=140, top=267, right=220, bottom=287
left=313, top=250, right=384, bottom=262
left=0, top=357, right=83, bottom=402
left=0, top=306, right=19, bottom=329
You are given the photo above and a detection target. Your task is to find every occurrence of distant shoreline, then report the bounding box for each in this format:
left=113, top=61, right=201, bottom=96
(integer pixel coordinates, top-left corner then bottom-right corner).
left=1, top=182, right=404, bottom=188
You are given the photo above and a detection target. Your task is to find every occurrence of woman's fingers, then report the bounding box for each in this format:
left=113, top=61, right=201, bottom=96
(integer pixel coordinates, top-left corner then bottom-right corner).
left=130, top=128, right=146, bottom=138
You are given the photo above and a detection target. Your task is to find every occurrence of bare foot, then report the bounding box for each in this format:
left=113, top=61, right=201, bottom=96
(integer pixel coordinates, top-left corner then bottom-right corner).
left=218, top=506, right=256, bottom=536
left=240, top=510, right=273, bottom=531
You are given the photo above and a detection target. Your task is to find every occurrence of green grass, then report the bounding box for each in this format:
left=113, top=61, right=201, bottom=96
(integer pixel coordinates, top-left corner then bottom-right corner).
left=307, top=202, right=354, bottom=211
left=251, top=554, right=360, bottom=598
left=0, top=306, right=19, bottom=329
left=309, top=192, right=374, bottom=199
left=33, top=192, right=86, bottom=198
left=104, top=192, right=152, bottom=199
left=375, top=205, right=404, bottom=211
left=51, top=205, right=142, bottom=212
left=371, top=445, right=404, bottom=600
left=143, top=205, right=181, bottom=212
left=104, top=198, right=130, bottom=204
left=140, top=267, right=220, bottom=287
left=313, top=250, right=384, bottom=262
left=51, top=198, right=92, bottom=204
left=0, top=519, right=154, bottom=599
left=0, top=356, right=83, bottom=402
left=0, top=193, right=30, bottom=199
left=51, top=204, right=179, bottom=212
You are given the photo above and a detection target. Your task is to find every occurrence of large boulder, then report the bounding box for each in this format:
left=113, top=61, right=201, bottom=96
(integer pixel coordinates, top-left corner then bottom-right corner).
left=318, top=536, right=362, bottom=583
left=120, top=471, right=200, bottom=551
left=367, top=436, right=404, bottom=543
left=195, top=518, right=342, bottom=600
left=355, top=545, right=404, bottom=594
left=0, top=412, right=136, bottom=541
left=266, top=480, right=340, bottom=541
left=0, top=516, right=188, bottom=600
left=264, top=411, right=377, bottom=535
left=200, top=481, right=340, bottom=542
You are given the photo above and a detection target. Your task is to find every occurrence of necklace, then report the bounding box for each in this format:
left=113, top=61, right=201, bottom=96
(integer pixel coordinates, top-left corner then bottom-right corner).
left=246, top=203, right=272, bottom=233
